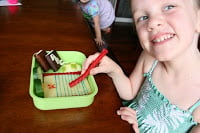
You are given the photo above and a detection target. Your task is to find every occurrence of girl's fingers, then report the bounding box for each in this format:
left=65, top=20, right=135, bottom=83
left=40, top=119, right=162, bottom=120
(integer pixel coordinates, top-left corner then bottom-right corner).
left=82, top=53, right=113, bottom=75
left=117, top=107, right=139, bottom=132
left=81, top=52, right=119, bottom=77
left=81, top=53, right=100, bottom=74
left=94, top=38, right=104, bottom=46
left=117, top=107, right=138, bottom=124
left=132, top=124, right=140, bottom=133
left=89, top=63, right=106, bottom=75
left=117, top=107, right=137, bottom=116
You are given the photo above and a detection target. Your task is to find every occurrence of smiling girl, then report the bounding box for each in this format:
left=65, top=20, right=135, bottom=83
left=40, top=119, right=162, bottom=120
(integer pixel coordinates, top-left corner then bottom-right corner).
left=81, top=0, right=200, bottom=132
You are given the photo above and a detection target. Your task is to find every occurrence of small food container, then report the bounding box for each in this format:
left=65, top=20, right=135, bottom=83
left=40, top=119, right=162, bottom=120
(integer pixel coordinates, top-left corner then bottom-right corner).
left=29, top=51, right=98, bottom=110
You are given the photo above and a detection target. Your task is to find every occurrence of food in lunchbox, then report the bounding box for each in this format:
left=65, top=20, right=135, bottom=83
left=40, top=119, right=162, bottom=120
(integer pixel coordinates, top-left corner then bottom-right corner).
left=42, top=63, right=92, bottom=98
left=34, top=50, right=64, bottom=72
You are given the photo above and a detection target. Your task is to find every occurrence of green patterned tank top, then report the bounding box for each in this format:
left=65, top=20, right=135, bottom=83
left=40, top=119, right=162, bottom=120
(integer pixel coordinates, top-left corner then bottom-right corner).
left=128, top=60, right=200, bottom=133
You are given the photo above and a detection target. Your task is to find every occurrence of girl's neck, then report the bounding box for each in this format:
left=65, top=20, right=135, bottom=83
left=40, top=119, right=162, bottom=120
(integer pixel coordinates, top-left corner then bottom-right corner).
left=162, top=48, right=200, bottom=77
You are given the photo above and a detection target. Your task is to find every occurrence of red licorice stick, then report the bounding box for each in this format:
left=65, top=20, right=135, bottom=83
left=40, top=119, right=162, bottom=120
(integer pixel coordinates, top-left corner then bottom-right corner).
left=43, top=71, right=81, bottom=77
left=69, top=49, right=108, bottom=88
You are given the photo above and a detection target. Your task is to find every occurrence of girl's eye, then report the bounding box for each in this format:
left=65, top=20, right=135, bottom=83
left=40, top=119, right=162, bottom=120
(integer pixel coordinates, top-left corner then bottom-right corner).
left=137, top=16, right=148, bottom=22
left=164, top=5, right=175, bottom=11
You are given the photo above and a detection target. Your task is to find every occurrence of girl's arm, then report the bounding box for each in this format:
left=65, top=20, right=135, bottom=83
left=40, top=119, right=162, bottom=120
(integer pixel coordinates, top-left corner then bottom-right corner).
left=82, top=50, right=150, bottom=100
left=82, top=54, right=134, bottom=99
left=190, top=125, right=200, bottom=133
left=190, top=107, right=200, bottom=133
left=93, top=15, right=104, bottom=45
left=111, top=51, right=153, bottom=100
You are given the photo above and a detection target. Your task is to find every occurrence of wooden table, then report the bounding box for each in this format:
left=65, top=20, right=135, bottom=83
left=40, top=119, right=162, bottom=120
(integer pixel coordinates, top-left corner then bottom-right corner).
left=0, top=0, right=131, bottom=132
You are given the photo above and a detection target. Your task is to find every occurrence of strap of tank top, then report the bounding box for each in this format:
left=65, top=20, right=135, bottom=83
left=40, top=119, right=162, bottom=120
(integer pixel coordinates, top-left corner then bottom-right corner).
left=148, top=60, right=158, bottom=75
left=144, top=60, right=158, bottom=77
left=188, top=99, right=200, bottom=113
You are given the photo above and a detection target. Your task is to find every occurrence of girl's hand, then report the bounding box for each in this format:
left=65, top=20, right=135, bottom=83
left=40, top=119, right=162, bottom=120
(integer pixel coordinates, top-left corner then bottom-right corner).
left=117, top=107, right=140, bottom=133
left=94, top=37, right=104, bottom=46
left=81, top=52, right=121, bottom=78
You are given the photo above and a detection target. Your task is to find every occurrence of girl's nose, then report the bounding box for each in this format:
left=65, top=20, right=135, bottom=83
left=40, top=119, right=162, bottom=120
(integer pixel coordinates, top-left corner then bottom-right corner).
left=147, top=16, right=164, bottom=32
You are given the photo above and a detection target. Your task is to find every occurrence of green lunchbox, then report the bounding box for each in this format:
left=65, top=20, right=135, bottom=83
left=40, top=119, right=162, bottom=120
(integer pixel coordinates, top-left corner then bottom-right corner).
left=29, top=51, right=98, bottom=110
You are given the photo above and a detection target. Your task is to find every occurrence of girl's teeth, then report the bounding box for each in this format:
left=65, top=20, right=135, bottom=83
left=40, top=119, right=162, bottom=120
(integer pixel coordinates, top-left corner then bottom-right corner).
left=153, top=34, right=173, bottom=43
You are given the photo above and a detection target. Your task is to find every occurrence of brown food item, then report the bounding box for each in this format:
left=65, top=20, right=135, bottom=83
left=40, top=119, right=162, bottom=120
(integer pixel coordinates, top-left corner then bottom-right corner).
left=34, top=50, right=50, bottom=72
left=45, top=50, right=64, bottom=71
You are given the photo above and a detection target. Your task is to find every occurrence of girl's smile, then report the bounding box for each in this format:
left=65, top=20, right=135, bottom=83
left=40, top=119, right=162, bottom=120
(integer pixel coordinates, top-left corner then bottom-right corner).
left=151, top=33, right=175, bottom=45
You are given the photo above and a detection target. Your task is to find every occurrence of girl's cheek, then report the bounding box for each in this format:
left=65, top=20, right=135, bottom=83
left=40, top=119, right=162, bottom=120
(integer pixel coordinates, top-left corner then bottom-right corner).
left=136, top=23, right=147, bottom=32
left=136, top=28, right=146, bottom=40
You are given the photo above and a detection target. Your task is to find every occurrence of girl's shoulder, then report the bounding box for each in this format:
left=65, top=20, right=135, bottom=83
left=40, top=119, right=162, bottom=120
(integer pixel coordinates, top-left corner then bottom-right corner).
left=139, top=51, right=157, bottom=74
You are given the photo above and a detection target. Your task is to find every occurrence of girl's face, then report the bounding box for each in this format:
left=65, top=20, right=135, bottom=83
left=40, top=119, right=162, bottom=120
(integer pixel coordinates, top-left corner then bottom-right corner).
left=131, top=0, right=200, bottom=61
left=80, top=0, right=90, bottom=4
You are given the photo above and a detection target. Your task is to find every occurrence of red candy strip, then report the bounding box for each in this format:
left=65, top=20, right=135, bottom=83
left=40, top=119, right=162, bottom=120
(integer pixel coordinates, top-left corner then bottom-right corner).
left=69, top=49, right=108, bottom=88
left=43, top=71, right=81, bottom=77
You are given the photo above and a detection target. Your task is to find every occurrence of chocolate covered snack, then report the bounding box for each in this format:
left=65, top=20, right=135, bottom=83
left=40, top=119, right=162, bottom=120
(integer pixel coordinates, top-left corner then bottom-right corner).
left=34, top=50, right=50, bottom=72
left=45, top=50, right=64, bottom=71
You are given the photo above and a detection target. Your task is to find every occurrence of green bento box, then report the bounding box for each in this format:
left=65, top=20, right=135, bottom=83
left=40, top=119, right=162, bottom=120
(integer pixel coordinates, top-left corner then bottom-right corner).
left=29, top=51, right=98, bottom=110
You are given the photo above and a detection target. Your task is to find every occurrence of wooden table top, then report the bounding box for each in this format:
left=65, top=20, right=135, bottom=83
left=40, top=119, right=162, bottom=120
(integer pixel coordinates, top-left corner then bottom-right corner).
left=0, top=0, right=131, bottom=132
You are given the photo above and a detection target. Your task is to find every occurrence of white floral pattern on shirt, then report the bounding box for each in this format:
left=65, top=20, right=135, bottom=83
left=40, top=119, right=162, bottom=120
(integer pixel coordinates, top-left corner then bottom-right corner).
left=138, top=103, right=190, bottom=133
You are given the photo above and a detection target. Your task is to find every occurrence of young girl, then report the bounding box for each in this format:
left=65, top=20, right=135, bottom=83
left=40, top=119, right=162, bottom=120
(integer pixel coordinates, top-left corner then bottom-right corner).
left=82, top=0, right=200, bottom=132
left=78, top=0, right=115, bottom=46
